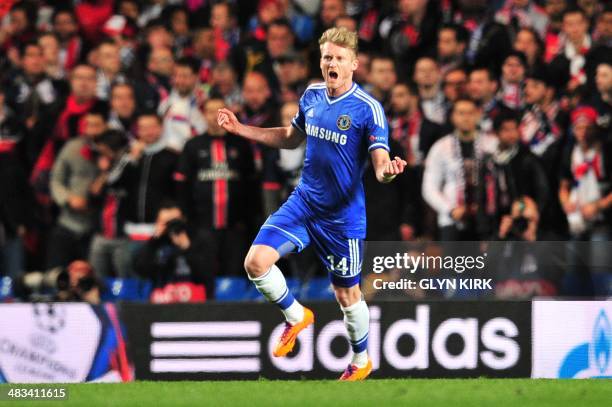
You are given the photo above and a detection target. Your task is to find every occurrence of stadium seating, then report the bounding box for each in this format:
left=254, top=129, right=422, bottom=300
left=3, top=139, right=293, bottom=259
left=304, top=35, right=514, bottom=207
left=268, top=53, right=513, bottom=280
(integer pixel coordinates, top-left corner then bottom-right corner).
left=101, top=278, right=152, bottom=302
left=0, top=276, right=12, bottom=302
left=215, top=277, right=249, bottom=301
left=301, top=277, right=335, bottom=300
left=94, top=276, right=339, bottom=302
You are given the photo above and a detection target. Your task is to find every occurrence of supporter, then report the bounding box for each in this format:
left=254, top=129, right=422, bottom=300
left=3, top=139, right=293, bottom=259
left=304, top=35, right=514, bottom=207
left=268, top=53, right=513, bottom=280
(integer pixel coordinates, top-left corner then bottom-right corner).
left=422, top=98, right=497, bottom=240
left=209, top=62, right=243, bottom=113
left=275, top=51, right=309, bottom=104
left=592, top=59, right=612, bottom=135
left=38, top=32, right=66, bottom=80
left=334, top=15, right=358, bottom=33
left=559, top=105, right=612, bottom=296
left=437, top=23, right=469, bottom=76
left=210, top=1, right=240, bottom=61
left=47, top=108, right=108, bottom=269
left=88, top=129, right=131, bottom=278
left=163, top=5, right=191, bottom=56
left=143, top=21, right=175, bottom=57
left=592, top=5, right=612, bottom=47
left=365, top=55, right=397, bottom=113
left=107, top=112, right=177, bottom=245
left=354, top=50, right=371, bottom=85
left=520, top=65, right=570, bottom=238
left=413, top=57, right=447, bottom=125
left=144, top=46, right=174, bottom=103
left=458, top=0, right=513, bottom=73
left=175, top=97, right=255, bottom=284
left=192, top=27, right=216, bottom=84
left=559, top=106, right=612, bottom=240
left=478, top=111, right=548, bottom=241
left=158, top=57, right=206, bottom=152
left=74, top=0, right=114, bottom=45
left=231, top=18, right=296, bottom=92
left=30, top=64, right=105, bottom=204
left=389, top=82, right=444, bottom=171
left=134, top=203, right=208, bottom=303
left=0, top=87, right=32, bottom=278
left=317, top=0, right=346, bottom=37
left=107, top=82, right=138, bottom=140
left=467, top=67, right=508, bottom=135
left=495, top=0, right=550, bottom=39
left=542, top=0, right=568, bottom=63
left=548, top=6, right=596, bottom=93
left=513, top=28, right=545, bottom=69
left=497, top=51, right=528, bottom=110
left=92, top=39, right=127, bottom=101
left=240, top=71, right=280, bottom=221
left=377, top=0, right=439, bottom=80
left=364, top=135, right=414, bottom=241
left=51, top=8, right=83, bottom=73
left=0, top=1, right=38, bottom=68
left=3, top=40, right=63, bottom=170
left=442, top=68, right=468, bottom=121
left=258, top=100, right=306, bottom=216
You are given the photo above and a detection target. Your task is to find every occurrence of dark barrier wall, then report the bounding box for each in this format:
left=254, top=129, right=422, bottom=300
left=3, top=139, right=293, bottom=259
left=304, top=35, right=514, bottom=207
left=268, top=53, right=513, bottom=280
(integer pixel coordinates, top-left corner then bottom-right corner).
left=121, top=301, right=532, bottom=380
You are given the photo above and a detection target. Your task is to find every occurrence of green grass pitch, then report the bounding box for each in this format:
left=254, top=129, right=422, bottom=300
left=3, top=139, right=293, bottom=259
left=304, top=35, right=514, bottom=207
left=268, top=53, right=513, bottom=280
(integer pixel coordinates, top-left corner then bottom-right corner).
left=1, top=379, right=610, bottom=406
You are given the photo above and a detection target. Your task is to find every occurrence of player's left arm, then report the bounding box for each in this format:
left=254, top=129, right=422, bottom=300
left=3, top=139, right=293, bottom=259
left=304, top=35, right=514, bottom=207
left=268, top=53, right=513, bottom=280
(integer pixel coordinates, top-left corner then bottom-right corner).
left=370, top=149, right=406, bottom=184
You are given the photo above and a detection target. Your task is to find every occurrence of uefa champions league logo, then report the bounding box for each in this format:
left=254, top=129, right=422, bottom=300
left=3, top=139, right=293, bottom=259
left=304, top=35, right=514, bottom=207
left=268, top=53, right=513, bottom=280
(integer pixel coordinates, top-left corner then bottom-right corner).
left=558, top=310, right=612, bottom=378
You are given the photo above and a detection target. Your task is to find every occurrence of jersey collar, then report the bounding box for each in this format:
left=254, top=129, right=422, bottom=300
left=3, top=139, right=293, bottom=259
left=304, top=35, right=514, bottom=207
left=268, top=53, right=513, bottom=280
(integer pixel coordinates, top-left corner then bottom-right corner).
left=325, top=82, right=357, bottom=105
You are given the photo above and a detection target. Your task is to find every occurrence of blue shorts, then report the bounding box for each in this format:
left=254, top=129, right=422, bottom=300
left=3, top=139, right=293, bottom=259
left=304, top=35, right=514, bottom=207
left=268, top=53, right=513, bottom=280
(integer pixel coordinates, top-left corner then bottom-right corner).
left=253, top=193, right=363, bottom=288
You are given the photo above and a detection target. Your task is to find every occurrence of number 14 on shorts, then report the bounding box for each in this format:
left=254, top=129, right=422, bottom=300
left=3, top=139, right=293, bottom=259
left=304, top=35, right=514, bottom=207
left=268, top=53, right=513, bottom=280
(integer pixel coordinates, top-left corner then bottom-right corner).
left=326, top=255, right=349, bottom=275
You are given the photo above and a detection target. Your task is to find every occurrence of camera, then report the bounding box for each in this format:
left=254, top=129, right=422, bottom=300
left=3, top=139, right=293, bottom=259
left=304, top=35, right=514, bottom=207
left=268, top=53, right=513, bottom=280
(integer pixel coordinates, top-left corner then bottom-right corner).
left=166, top=218, right=188, bottom=235
left=509, top=216, right=529, bottom=238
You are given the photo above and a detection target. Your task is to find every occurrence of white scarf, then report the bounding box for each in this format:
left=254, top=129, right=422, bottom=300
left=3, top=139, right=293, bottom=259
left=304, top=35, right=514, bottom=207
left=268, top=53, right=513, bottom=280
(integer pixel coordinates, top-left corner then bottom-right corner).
left=564, top=35, right=591, bottom=85
left=567, top=145, right=603, bottom=235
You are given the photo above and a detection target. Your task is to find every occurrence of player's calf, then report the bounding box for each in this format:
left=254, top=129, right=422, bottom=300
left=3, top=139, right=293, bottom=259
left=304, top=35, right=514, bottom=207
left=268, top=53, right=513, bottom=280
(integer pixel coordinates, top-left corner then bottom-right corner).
left=334, top=285, right=372, bottom=378
left=245, top=246, right=313, bottom=357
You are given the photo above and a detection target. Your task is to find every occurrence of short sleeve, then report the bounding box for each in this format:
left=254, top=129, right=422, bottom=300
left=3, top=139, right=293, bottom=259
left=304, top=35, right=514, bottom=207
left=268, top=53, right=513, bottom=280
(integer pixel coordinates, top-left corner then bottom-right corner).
left=364, top=100, right=389, bottom=152
left=291, top=91, right=307, bottom=133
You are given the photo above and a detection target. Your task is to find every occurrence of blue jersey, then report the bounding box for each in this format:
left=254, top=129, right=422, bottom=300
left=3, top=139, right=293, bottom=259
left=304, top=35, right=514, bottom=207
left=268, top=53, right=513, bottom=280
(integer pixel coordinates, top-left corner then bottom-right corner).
left=290, top=82, right=389, bottom=237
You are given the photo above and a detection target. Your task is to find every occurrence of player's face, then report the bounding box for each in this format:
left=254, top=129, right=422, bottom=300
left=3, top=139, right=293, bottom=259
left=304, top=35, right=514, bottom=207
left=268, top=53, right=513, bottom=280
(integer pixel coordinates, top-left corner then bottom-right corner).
left=320, top=42, right=357, bottom=94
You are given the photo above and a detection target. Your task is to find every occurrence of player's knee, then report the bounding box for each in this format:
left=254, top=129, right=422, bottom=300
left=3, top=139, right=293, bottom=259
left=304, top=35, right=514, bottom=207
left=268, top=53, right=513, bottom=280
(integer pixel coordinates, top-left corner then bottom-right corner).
left=334, top=286, right=361, bottom=308
left=244, top=253, right=270, bottom=278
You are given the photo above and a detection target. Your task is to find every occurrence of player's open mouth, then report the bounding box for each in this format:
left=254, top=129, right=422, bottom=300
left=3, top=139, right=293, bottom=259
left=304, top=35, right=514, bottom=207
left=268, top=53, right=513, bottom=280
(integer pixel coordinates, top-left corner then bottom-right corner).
left=328, top=71, right=338, bottom=80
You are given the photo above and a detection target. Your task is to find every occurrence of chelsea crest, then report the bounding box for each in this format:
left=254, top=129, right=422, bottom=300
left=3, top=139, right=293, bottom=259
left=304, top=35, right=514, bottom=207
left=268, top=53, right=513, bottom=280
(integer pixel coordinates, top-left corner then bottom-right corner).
left=336, top=114, right=351, bottom=131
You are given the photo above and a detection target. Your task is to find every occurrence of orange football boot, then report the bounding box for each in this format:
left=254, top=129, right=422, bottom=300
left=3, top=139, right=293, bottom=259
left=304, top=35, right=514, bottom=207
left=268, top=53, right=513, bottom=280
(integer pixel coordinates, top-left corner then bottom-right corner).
left=338, top=359, right=373, bottom=381
left=272, top=307, right=315, bottom=357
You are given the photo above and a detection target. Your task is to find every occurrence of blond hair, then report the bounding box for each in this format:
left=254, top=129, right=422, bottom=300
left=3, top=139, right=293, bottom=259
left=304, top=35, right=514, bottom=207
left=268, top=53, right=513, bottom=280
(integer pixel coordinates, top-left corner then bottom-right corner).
left=318, top=27, right=358, bottom=56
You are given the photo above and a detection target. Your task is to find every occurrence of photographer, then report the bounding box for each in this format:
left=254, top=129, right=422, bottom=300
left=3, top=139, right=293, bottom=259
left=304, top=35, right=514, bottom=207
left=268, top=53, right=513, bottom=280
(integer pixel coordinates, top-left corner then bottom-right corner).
left=479, top=111, right=561, bottom=298
left=14, top=260, right=102, bottom=304
left=479, top=110, right=549, bottom=241
left=133, top=203, right=209, bottom=303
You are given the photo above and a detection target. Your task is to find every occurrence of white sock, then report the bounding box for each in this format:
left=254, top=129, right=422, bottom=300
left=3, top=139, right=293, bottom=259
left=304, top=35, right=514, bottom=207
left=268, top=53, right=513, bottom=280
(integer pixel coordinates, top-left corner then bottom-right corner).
left=341, top=299, right=370, bottom=368
left=249, top=264, right=304, bottom=325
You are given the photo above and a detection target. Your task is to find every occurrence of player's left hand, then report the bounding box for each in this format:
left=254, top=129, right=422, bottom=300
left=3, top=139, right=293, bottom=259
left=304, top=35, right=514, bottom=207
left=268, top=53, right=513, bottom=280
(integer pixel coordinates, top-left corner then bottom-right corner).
left=382, top=156, right=406, bottom=181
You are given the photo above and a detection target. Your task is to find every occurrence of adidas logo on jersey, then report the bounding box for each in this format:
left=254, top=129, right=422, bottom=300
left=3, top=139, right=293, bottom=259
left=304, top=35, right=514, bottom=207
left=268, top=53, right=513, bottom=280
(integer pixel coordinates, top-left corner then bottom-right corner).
left=307, top=108, right=314, bottom=118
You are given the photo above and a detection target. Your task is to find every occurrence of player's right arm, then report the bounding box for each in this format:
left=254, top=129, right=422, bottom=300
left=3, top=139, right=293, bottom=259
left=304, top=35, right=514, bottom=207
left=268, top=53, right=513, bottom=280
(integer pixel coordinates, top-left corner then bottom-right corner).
left=217, top=108, right=305, bottom=149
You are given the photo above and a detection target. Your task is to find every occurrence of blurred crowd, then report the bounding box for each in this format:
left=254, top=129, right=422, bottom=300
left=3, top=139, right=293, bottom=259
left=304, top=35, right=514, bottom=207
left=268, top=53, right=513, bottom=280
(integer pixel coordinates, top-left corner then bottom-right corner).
left=0, top=0, right=611, bottom=302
